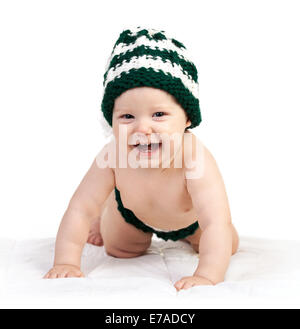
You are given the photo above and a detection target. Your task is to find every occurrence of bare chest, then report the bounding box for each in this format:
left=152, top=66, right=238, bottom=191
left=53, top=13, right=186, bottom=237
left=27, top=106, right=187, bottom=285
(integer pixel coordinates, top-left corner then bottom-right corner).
left=114, top=168, right=196, bottom=229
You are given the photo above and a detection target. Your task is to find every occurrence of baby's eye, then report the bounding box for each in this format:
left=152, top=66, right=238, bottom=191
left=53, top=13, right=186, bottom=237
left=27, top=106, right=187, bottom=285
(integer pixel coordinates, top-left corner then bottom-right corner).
left=153, top=112, right=165, bottom=117
left=120, top=114, right=134, bottom=119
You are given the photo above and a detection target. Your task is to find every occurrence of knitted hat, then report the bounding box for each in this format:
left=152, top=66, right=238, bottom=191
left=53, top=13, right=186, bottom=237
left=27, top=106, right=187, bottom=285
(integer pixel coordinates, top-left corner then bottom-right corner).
left=101, top=26, right=201, bottom=129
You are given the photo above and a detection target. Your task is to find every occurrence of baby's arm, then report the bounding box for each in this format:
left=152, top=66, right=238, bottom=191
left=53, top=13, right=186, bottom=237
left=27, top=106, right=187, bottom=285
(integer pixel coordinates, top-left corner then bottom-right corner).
left=44, top=147, right=115, bottom=279
left=176, top=140, right=236, bottom=288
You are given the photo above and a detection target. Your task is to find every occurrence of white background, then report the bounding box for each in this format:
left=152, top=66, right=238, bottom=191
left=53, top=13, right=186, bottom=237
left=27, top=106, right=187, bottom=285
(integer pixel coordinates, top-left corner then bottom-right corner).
left=0, top=0, right=299, bottom=241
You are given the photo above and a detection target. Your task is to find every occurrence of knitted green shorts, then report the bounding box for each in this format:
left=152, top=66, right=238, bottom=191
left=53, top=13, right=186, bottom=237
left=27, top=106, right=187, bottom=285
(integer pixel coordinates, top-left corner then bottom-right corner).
left=114, top=187, right=199, bottom=241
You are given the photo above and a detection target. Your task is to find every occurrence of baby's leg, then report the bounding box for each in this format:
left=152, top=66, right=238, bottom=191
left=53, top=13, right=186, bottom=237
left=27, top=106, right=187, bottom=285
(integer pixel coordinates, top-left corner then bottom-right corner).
left=87, top=217, right=103, bottom=246
left=100, top=190, right=153, bottom=258
left=182, top=227, right=202, bottom=253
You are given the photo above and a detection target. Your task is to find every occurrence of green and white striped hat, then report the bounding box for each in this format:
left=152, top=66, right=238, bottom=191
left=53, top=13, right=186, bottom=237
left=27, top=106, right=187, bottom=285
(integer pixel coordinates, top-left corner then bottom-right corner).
left=101, top=26, right=202, bottom=129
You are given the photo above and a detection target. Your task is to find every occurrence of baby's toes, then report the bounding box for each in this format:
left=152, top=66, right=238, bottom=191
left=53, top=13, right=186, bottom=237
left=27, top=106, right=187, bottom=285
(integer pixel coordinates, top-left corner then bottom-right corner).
left=88, top=233, right=103, bottom=246
left=87, top=233, right=96, bottom=243
left=94, top=236, right=103, bottom=246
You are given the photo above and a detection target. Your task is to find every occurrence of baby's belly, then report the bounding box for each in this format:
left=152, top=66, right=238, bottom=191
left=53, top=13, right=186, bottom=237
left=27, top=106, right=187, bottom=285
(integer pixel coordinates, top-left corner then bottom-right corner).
left=114, top=168, right=197, bottom=230
left=121, top=198, right=198, bottom=231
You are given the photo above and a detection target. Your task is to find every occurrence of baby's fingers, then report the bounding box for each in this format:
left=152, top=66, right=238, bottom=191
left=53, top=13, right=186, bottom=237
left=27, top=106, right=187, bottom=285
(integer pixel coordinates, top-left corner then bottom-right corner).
left=174, top=278, right=186, bottom=291
left=43, top=270, right=58, bottom=279
left=66, top=270, right=85, bottom=278
left=182, top=281, right=194, bottom=290
left=43, top=267, right=84, bottom=279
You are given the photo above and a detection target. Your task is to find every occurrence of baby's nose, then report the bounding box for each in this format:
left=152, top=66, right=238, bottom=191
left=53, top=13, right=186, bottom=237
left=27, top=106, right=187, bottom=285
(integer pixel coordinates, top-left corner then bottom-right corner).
left=134, top=118, right=153, bottom=134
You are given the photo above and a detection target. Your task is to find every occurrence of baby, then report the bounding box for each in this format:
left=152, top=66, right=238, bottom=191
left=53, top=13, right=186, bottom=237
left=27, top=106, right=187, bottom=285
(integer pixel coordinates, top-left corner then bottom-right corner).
left=44, top=26, right=239, bottom=290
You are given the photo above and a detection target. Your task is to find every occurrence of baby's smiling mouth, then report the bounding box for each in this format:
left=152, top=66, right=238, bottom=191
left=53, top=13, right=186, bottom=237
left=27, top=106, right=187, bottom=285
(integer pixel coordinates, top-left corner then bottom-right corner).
left=131, top=142, right=162, bottom=153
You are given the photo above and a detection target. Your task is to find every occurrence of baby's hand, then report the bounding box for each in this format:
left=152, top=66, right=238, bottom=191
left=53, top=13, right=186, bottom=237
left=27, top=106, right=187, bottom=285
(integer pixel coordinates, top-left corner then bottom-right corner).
left=43, top=264, right=85, bottom=279
left=174, top=275, right=214, bottom=291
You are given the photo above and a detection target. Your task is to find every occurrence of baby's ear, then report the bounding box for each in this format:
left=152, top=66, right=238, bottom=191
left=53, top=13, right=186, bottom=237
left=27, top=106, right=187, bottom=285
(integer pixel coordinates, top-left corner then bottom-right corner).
left=185, top=118, right=192, bottom=129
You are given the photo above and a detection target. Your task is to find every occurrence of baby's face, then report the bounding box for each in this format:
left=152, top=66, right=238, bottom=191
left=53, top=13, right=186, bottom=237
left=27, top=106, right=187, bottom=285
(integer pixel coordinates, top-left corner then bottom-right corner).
left=112, top=87, right=191, bottom=167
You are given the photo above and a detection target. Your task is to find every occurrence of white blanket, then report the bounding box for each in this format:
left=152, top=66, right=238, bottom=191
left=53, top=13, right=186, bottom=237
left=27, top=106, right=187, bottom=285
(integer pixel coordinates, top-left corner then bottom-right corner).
left=1, top=236, right=300, bottom=308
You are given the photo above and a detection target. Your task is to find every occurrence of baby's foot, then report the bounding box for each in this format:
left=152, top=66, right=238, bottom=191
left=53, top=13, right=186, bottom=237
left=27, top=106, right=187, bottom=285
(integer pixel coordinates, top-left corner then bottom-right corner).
left=87, top=217, right=104, bottom=246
